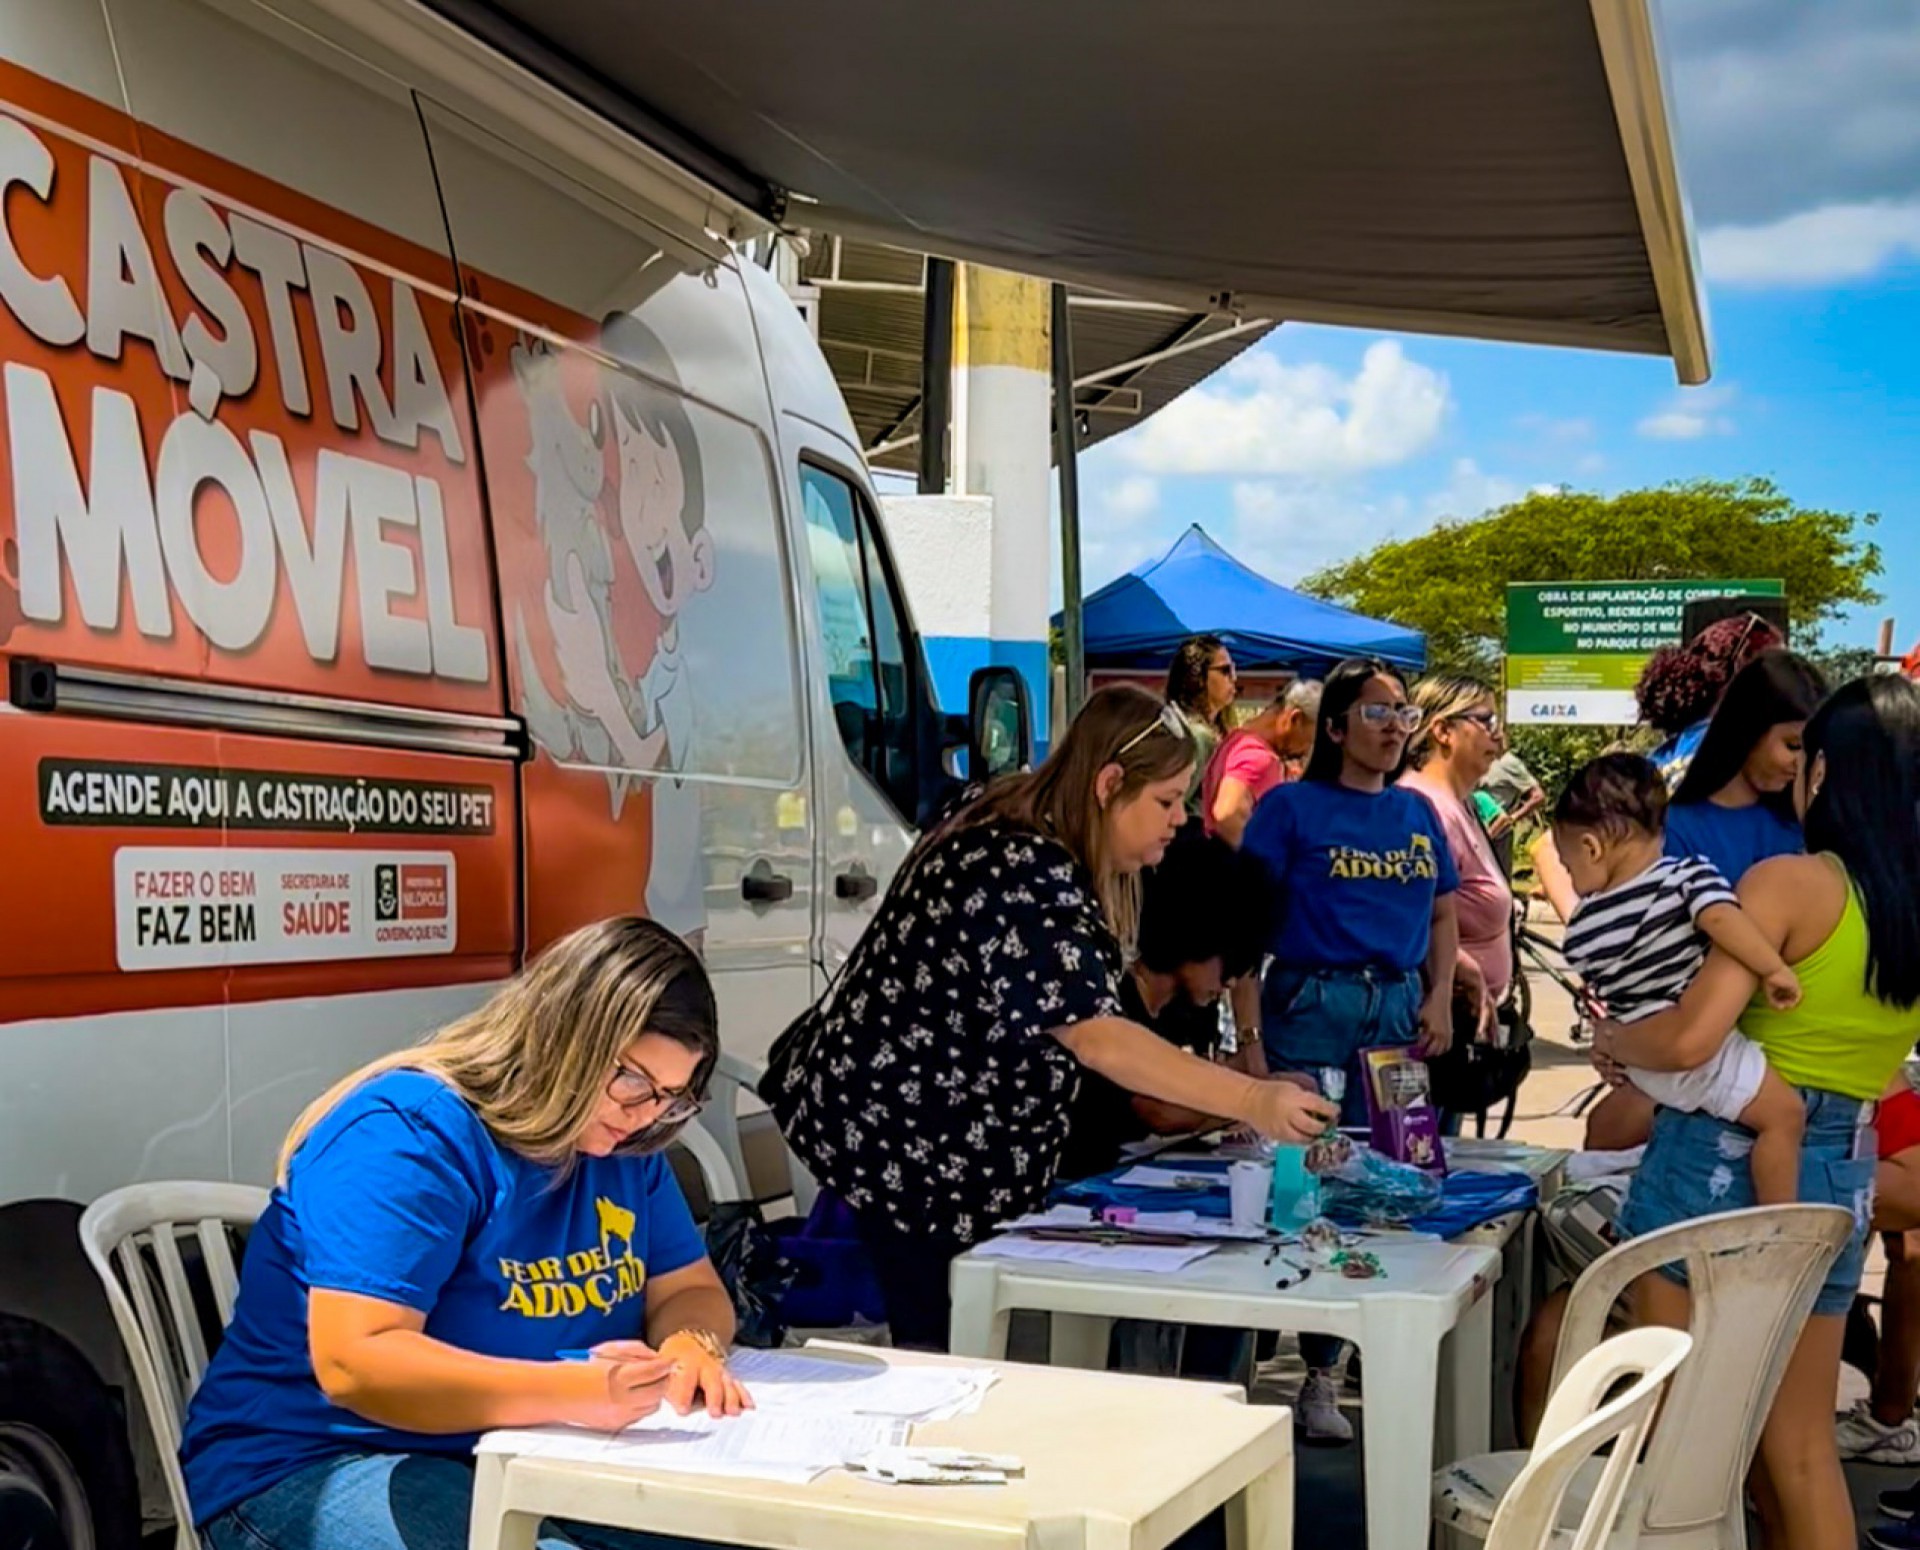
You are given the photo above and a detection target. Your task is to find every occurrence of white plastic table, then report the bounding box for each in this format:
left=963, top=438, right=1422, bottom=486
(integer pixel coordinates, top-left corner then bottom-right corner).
left=949, top=1235, right=1499, bottom=1550
left=469, top=1344, right=1294, bottom=1550
left=1448, top=1140, right=1570, bottom=1450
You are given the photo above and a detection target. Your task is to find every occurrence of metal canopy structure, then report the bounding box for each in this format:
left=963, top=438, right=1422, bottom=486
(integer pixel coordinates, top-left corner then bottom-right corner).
left=791, top=237, right=1273, bottom=475
left=410, top=0, right=1710, bottom=384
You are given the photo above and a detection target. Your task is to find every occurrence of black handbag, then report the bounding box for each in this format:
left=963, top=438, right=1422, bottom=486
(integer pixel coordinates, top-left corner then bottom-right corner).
left=1425, top=988, right=1533, bottom=1130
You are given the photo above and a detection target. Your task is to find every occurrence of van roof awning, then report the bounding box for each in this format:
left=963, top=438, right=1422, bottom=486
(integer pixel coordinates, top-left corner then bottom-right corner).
left=414, top=0, right=1709, bottom=383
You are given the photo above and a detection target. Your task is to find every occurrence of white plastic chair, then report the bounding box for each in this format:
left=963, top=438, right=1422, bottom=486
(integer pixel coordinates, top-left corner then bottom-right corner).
left=696, top=1051, right=818, bottom=1213
left=1484, top=1327, right=1693, bottom=1550
left=78, top=1182, right=270, bottom=1549
left=1436, top=1202, right=1853, bottom=1549
left=670, top=1121, right=743, bottom=1211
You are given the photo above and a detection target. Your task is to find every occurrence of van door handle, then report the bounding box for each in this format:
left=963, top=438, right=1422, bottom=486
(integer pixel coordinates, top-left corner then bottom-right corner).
left=740, top=864, right=794, bottom=904
left=834, top=869, right=878, bottom=902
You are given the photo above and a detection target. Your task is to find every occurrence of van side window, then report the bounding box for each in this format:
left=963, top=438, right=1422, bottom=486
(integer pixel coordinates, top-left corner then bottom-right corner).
left=800, top=464, right=915, bottom=817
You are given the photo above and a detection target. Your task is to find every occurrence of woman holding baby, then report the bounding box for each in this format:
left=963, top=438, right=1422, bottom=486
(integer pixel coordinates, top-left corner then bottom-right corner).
left=1591, top=674, right=1920, bottom=1550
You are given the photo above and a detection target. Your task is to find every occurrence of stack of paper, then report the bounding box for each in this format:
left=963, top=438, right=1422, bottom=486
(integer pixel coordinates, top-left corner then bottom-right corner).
left=1112, top=1164, right=1227, bottom=1190
left=726, top=1349, right=997, bottom=1424
left=1001, top=1205, right=1265, bottom=1241
left=475, top=1410, right=906, bottom=1484
left=475, top=1350, right=1001, bottom=1484
left=971, top=1235, right=1218, bottom=1273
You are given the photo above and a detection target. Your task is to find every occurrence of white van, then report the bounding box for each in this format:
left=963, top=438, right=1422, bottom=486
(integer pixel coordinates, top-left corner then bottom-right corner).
left=0, top=2, right=1027, bottom=1540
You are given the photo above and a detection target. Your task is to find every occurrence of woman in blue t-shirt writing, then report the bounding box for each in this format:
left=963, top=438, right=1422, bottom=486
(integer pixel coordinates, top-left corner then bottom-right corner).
left=1240, top=656, right=1462, bottom=1443
left=181, top=918, right=745, bottom=1550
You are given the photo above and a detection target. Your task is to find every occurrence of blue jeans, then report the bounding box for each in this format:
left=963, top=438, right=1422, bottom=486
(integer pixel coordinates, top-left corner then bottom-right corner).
left=1261, top=964, right=1422, bottom=1127
left=203, top=1453, right=740, bottom=1550
left=1262, top=964, right=1420, bottom=1375
left=1620, top=1086, right=1875, bottom=1317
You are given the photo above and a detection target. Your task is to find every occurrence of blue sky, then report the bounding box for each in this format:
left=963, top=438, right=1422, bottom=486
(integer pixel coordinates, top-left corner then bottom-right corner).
left=1057, top=0, right=1920, bottom=654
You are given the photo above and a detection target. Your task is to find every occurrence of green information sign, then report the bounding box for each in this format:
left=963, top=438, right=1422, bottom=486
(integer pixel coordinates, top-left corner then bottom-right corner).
left=1506, top=579, right=1784, bottom=724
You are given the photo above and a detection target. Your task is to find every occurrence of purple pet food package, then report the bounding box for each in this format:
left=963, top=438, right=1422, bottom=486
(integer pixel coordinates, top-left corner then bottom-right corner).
left=1361, top=1049, right=1447, bottom=1174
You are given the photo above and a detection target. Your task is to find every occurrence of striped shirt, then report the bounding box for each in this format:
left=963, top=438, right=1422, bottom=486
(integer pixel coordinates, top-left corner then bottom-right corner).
left=1562, top=857, right=1738, bottom=1024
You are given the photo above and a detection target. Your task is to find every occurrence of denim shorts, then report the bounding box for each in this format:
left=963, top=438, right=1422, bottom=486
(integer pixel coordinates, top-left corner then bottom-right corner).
left=203, top=1453, right=736, bottom=1550
left=1261, top=964, right=1422, bottom=1127
left=1618, top=1086, right=1875, bottom=1317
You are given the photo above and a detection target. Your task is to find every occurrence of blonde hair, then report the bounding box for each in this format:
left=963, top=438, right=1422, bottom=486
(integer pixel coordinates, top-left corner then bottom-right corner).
left=277, top=917, right=717, bottom=1180
left=1405, top=673, right=1496, bottom=769
left=943, top=683, right=1195, bottom=950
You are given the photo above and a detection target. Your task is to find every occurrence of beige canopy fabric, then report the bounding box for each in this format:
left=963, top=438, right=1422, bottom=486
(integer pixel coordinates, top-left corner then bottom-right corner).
left=419, top=0, right=1709, bottom=382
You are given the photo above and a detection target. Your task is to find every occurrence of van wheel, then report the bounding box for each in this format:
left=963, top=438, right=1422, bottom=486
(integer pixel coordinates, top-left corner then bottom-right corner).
left=0, top=1317, right=140, bottom=1550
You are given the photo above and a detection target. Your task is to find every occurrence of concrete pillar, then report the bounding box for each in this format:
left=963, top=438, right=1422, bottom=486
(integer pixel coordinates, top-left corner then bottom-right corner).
left=952, top=265, right=1054, bottom=747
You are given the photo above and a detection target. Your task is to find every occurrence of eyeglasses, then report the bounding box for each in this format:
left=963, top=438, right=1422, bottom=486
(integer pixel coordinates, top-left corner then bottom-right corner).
left=1454, top=711, right=1503, bottom=733
left=1116, top=702, right=1195, bottom=758
left=1351, top=703, right=1424, bottom=733
left=1209, top=662, right=1238, bottom=679
left=607, top=1061, right=705, bottom=1123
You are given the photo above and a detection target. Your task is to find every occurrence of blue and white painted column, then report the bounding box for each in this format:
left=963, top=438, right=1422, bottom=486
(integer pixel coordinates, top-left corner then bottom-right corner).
left=955, top=266, right=1054, bottom=749
left=877, top=265, right=1056, bottom=748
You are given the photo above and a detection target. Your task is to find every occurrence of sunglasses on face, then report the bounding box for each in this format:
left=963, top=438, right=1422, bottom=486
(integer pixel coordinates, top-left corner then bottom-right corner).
left=1116, top=702, right=1195, bottom=758
left=1453, top=711, right=1503, bottom=734
left=1350, top=703, right=1424, bottom=733
left=1209, top=662, right=1237, bottom=679
left=607, top=1061, right=704, bottom=1123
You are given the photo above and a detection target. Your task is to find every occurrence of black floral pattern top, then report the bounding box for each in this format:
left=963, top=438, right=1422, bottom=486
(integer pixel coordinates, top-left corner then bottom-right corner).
left=763, top=819, right=1125, bottom=1243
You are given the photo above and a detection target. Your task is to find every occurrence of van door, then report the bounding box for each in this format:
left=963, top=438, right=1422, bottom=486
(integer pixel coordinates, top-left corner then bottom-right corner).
left=783, top=436, right=922, bottom=980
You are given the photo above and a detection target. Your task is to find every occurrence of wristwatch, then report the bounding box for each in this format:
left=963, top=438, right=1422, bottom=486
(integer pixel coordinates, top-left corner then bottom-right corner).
left=664, top=1326, right=728, bottom=1362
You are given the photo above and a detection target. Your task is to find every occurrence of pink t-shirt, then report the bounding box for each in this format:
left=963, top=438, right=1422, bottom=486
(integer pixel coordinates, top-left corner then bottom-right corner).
left=1399, top=767, right=1513, bottom=1001
left=1201, top=730, right=1288, bottom=837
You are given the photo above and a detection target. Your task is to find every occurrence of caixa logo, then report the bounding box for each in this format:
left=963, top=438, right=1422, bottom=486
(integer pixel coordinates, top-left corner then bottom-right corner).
left=1530, top=703, right=1581, bottom=719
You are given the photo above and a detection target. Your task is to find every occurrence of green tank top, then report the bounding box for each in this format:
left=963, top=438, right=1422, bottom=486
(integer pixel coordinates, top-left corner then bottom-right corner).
left=1741, top=858, right=1920, bottom=1100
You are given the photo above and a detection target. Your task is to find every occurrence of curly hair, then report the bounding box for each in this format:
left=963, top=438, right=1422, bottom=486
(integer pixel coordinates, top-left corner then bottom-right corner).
left=1634, top=613, right=1786, bottom=735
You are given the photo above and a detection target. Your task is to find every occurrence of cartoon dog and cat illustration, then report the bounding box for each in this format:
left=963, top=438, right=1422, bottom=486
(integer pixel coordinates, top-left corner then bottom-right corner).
left=509, top=317, right=715, bottom=945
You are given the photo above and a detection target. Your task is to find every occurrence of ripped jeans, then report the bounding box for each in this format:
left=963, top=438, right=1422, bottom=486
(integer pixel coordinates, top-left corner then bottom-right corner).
left=1618, top=1085, right=1874, bottom=1316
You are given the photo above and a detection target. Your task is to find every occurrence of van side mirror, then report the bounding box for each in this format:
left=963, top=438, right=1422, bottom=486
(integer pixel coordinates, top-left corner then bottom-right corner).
left=968, top=667, right=1031, bottom=782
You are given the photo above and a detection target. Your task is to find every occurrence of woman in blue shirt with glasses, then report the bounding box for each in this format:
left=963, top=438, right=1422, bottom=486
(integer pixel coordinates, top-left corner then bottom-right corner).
left=1240, top=656, right=1461, bottom=1441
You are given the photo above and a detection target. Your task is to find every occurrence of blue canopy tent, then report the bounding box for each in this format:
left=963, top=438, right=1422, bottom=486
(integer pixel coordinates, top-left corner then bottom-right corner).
left=1064, top=525, right=1425, bottom=677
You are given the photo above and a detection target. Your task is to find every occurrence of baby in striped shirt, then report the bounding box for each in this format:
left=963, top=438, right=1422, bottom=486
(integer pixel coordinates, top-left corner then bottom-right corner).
left=1554, top=754, right=1806, bottom=1206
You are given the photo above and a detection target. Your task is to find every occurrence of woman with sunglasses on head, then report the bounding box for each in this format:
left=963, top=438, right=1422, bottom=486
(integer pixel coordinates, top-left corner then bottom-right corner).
left=181, top=919, right=749, bottom=1550
left=764, top=684, right=1338, bottom=1351
left=1589, top=676, right=1920, bottom=1550
left=1165, top=634, right=1238, bottom=818
left=1240, top=657, right=1462, bottom=1442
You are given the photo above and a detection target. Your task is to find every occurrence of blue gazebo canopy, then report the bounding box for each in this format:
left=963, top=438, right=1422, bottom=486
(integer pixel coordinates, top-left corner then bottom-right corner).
left=1062, top=524, right=1426, bottom=676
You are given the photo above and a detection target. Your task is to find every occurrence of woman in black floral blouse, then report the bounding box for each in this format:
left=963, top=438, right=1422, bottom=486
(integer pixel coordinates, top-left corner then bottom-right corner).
left=763, top=684, right=1337, bottom=1349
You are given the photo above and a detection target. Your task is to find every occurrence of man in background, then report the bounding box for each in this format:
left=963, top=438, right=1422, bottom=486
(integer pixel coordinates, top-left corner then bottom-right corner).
left=1202, top=678, right=1322, bottom=846
left=1479, top=748, right=1547, bottom=876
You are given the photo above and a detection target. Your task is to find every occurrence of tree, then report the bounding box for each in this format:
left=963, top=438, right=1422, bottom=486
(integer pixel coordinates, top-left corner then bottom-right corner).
left=1304, top=478, right=1882, bottom=680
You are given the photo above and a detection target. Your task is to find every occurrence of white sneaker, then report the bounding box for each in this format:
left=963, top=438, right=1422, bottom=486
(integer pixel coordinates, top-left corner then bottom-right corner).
left=1297, top=1368, right=1354, bottom=1445
left=1837, top=1399, right=1920, bottom=1465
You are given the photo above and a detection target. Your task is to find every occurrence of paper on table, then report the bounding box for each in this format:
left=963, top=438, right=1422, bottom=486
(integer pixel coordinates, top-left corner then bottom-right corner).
left=475, top=1411, right=908, bottom=1484
left=1001, top=1205, right=1264, bottom=1241
left=972, top=1235, right=1218, bottom=1273
left=1112, top=1164, right=1227, bottom=1190
left=724, top=1349, right=997, bottom=1423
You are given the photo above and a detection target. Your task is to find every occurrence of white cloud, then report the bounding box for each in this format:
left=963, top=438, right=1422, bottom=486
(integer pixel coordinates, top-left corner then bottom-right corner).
left=1121, top=340, right=1449, bottom=477
left=1575, top=452, right=1608, bottom=476
left=1423, top=459, right=1523, bottom=521
left=1104, top=475, right=1160, bottom=523
left=1636, top=383, right=1739, bottom=440
left=1662, top=2, right=1920, bottom=229
left=1515, top=414, right=1596, bottom=443
left=1700, top=197, right=1920, bottom=285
